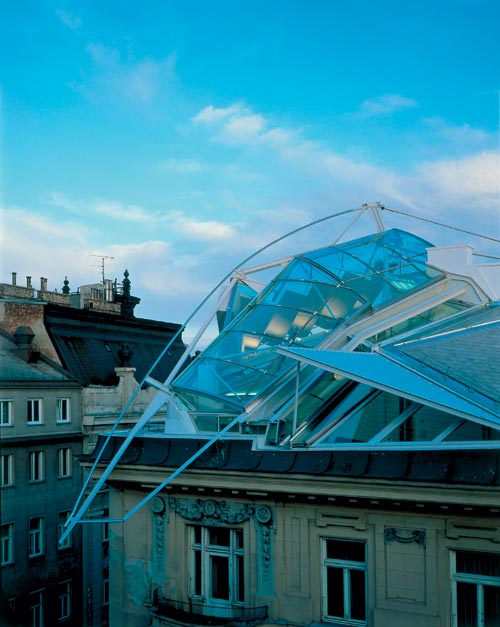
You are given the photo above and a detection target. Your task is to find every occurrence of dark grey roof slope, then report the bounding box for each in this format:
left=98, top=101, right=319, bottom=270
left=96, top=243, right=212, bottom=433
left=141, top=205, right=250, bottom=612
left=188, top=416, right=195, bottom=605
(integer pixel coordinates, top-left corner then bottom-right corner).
left=86, top=435, right=500, bottom=487
left=44, top=303, right=185, bottom=386
left=394, top=304, right=500, bottom=403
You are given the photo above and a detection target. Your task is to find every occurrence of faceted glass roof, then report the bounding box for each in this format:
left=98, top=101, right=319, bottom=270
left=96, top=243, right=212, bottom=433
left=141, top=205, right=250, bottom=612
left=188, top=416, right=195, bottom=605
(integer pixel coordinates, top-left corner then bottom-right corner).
left=172, top=229, right=440, bottom=415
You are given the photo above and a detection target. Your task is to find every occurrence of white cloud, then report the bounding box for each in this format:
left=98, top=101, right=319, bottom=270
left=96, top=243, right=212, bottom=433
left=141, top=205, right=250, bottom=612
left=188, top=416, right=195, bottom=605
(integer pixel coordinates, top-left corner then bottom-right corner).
left=414, top=150, right=500, bottom=208
left=47, top=192, right=157, bottom=224
left=55, top=9, right=81, bottom=30
left=192, top=104, right=242, bottom=124
left=168, top=211, right=237, bottom=241
left=83, top=42, right=176, bottom=106
left=423, top=117, right=490, bottom=145
left=159, top=158, right=206, bottom=174
left=354, top=93, right=418, bottom=117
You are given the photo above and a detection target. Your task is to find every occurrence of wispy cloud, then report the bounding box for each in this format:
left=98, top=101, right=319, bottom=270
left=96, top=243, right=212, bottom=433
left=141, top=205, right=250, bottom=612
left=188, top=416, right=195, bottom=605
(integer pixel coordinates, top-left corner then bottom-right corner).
left=81, top=42, right=176, bottom=106
left=423, top=117, right=490, bottom=145
left=159, top=158, right=206, bottom=174
left=55, top=9, right=81, bottom=30
left=167, top=211, right=237, bottom=241
left=47, top=192, right=156, bottom=223
left=352, top=93, right=418, bottom=118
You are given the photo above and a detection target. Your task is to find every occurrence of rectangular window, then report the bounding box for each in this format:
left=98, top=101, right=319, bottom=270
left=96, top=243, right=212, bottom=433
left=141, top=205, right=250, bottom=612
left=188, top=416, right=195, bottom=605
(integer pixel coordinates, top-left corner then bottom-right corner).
left=191, top=525, right=245, bottom=605
left=0, top=400, right=13, bottom=426
left=1, top=523, right=14, bottom=565
left=323, top=538, right=367, bottom=625
left=29, top=451, right=44, bottom=482
left=56, top=398, right=71, bottom=423
left=58, top=581, right=72, bottom=620
left=30, top=590, right=44, bottom=627
left=28, top=517, right=44, bottom=557
left=1, top=454, right=14, bottom=487
left=452, top=550, right=500, bottom=627
left=57, top=448, right=72, bottom=478
left=27, top=399, right=43, bottom=424
left=58, top=512, right=72, bottom=550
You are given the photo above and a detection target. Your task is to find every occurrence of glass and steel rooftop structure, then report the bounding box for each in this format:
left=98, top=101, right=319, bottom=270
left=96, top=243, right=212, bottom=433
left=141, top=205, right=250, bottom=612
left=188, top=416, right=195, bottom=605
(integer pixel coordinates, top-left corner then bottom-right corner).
left=172, top=228, right=441, bottom=417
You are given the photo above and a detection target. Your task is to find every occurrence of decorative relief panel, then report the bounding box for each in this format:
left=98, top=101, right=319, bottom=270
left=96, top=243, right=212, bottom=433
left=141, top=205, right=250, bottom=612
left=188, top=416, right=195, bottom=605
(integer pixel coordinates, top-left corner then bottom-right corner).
left=384, top=527, right=427, bottom=604
left=151, top=497, right=167, bottom=585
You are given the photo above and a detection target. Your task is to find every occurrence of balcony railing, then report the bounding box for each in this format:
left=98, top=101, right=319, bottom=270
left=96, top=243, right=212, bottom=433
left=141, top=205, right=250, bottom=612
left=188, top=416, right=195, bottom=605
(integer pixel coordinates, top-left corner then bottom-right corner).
left=151, top=592, right=268, bottom=627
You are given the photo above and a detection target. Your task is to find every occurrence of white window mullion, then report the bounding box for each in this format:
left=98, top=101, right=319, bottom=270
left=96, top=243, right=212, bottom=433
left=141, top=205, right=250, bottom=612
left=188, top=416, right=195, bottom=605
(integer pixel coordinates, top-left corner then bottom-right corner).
left=343, top=567, right=350, bottom=619
left=477, top=583, right=485, bottom=627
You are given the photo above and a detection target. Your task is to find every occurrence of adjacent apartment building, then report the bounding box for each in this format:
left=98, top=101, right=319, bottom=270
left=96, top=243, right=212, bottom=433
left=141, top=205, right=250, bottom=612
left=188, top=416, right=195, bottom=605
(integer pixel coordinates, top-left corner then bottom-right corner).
left=77, top=225, right=500, bottom=627
left=0, top=270, right=185, bottom=627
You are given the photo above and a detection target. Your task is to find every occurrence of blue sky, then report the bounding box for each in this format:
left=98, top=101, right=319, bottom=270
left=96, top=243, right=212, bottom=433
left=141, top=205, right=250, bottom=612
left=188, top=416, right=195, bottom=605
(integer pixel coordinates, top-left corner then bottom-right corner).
left=1, top=0, right=499, bottom=327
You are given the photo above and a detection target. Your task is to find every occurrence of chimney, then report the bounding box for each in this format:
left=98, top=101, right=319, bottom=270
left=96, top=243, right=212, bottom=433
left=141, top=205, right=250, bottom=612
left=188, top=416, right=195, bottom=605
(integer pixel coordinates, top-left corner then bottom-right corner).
left=40, top=277, right=48, bottom=291
left=11, top=272, right=17, bottom=286
left=13, top=326, right=39, bottom=362
left=26, top=276, right=32, bottom=288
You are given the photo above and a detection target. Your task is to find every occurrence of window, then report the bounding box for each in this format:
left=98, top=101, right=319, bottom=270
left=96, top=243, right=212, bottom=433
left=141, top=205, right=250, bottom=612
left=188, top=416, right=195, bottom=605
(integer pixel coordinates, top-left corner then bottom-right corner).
left=56, top=398, right=71, bottom=423
left=57, top=448, right=72, bottom=478
left=28, top=517, right=44, bottom=557
left=191, top=526, right=245, bottom=605
left=1, top=523, right=14, bottom=565
left=30, top=590, right=44, bottom=627
left=103, top=567, right=110, bottom=606
left=452, top=550, right=500, bottom=627
left=58, top=512, right=72, bottom=549
left=323, top=538, right=367, bottom=625
left=29, top=451, right=44, bottom=482
left=27, top=399, right=43, bottom=424
left=1, top=454, right=14, bottom=487
left=58, top=581, right=72, bottom=621
left=0, top=400, right=13, bottom=426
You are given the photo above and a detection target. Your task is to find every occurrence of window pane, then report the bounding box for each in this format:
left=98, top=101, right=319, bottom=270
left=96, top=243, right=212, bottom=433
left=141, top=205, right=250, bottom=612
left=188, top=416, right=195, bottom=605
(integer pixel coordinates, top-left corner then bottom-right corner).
left=211, top=556, right=229, bottom=600
left=236, top=555, right=245, bottom=602
left=194, top=550, right=201, bottom=596
left=208, top=527, right=230, bottom=547
left=327, top=539, right=365, bottom=562
left=457, top=582, right=477, bottom=627
left=457, top=551, right=500, bottom=577
left=235, top=529, right=244, bottom=550
left=350, top=569, right=366, bottom=620
left=485, top=585, right=500, bottom=627
left=327, top=566, right=344, bottom=618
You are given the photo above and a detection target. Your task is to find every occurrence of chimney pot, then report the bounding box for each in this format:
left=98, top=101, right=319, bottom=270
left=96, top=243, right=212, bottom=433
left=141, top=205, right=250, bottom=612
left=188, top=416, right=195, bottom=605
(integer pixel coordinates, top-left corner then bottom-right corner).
left=26, top=276, right=32, bottom=288
left=12, top=272, right=17, bottom=286
left=40, top=277, right=48, bottom=291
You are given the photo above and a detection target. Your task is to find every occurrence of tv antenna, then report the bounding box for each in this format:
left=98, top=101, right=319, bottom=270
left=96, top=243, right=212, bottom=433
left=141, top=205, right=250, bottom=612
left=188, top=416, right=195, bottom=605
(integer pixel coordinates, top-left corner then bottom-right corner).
left=90, top=254, right=114, bottom=284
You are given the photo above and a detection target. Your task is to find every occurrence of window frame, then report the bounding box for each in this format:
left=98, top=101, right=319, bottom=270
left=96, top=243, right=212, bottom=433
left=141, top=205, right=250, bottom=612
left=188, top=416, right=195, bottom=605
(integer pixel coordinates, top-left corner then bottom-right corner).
left=0, top=399, right=13, bottom=426
left=29, top=590, right=44, bottom=627
left=28, top=451, right=45, bottom=483
left=58, top=581, right=72, bottom=621
left=56, top=398, right=71, bottom=424
left=451, top=549, right=500, bottom=627
left=27, top=399, right=43, bottom=425
left=322, top=537, right=367, bottom=626
left=1, top=522, right=15, bottom=566
left=58, top=511, right=72, bottom=550
left=57, top=448, right=72, bottom=478
left=191, top=525, right=245, bottom=607
left=28, top=517, right=44, bottom=558
left=1, top=453, right=14, bottom=487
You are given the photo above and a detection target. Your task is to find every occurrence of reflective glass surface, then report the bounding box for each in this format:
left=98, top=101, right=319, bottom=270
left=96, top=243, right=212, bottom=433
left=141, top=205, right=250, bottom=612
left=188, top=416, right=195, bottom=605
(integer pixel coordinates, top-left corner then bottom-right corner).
left=173, top=229, right=438, bottom=415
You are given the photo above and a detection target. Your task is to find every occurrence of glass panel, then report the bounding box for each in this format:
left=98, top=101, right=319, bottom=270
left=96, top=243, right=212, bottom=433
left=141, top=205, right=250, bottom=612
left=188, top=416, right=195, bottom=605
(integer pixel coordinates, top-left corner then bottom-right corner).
left=457, top=582, right=477, bottom=627
left=194, top=526, right=201, bottom=545
left=234, top=529, right=244, bottom=550
left=457, top=552, right=500, bottom=577
left=350, top=569, right=366, bottom=620
left=208, top=527, right=230, bottom=547
left=446, top=422, right=500, bottom=442
left=384, top=404, right=453, bottom=443
left=484, top=585, right=500, bottom=627
left=210, top=556, right=229, bottom=600
left=194, top=550, right=201, bottom=596
left=326, top=539, right=365, bottom=563
left=327, top=566, right=344, bottom=618
left=236, top=555, right=245, bottom=602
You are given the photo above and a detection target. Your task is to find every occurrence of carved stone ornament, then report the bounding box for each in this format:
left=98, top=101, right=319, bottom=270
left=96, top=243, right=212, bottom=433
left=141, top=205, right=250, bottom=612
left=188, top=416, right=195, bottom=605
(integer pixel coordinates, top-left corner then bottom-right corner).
left=384, top=527, right=426, bottom=549
left=151, top=497, right=166, bottom=515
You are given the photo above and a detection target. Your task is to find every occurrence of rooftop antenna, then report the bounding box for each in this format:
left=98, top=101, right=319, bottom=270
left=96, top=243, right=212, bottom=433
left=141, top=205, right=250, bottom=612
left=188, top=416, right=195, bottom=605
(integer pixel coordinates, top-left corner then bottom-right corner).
left=90, top=254, right=114, bottom=284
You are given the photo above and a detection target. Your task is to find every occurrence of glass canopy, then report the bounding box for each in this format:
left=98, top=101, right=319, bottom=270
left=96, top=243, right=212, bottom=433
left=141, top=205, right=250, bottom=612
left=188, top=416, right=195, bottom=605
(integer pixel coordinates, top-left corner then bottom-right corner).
left=172, top=229, right=440, bottom=416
